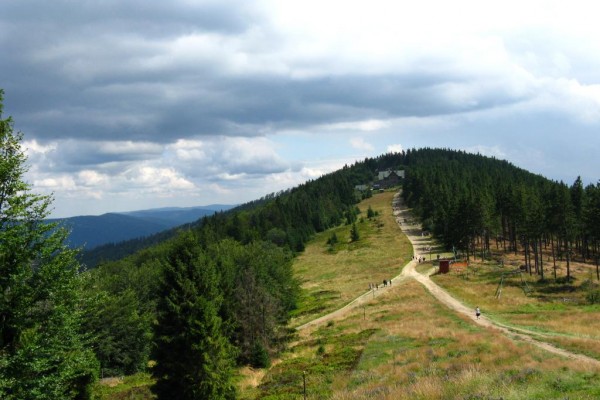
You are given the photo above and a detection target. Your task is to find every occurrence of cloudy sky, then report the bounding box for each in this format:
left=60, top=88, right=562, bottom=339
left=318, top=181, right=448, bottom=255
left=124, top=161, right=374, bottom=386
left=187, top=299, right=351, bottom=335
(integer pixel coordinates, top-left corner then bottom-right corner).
left=2, top=0, right=599, bottom=217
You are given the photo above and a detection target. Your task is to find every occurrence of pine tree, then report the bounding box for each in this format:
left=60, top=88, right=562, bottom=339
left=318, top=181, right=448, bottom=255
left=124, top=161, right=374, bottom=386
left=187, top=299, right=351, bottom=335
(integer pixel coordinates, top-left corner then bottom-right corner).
left=350, top=223, right=360, bottom=242
left=152, top=231, right=236, bottom=400
left=0, top=89, right=98, bottom=399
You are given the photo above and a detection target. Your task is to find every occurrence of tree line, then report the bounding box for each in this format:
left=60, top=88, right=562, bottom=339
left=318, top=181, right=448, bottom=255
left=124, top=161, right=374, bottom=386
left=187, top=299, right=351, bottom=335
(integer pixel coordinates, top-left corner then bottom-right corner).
left=401, top=148, right=600, bottom=281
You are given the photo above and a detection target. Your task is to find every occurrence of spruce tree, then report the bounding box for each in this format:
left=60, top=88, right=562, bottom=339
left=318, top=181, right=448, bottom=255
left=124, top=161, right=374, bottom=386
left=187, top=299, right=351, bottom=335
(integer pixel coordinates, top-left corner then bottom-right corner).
left=152, top=231, right=236, bottom=400
left=0, top=89, right=98, bottom=399
left=350, top=223, right=360, bottom=242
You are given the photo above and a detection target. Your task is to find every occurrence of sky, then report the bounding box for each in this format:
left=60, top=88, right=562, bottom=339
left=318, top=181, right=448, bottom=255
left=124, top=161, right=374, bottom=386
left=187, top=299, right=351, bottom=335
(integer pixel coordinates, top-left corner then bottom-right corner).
left=1, top=0, right=599, bottom=218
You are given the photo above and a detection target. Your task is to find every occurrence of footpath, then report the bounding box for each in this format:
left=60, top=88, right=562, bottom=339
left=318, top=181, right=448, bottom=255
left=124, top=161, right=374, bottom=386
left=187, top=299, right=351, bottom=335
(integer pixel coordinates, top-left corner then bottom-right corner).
left=300, top=191, right=600, bottom=367
left=392, top=191, right=600, bottom=367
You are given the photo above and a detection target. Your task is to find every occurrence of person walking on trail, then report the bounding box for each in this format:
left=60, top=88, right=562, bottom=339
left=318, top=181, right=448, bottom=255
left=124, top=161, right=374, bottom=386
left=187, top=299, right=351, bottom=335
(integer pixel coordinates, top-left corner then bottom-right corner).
left=475, top=307, right=481, bottom=319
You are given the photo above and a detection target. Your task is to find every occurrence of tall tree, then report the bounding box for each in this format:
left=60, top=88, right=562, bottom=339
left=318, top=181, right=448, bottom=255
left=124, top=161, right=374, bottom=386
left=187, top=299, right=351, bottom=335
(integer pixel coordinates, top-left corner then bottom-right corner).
left=0, top=90, right=98, bottom=399
left=151, top=231, right=236, bottom=400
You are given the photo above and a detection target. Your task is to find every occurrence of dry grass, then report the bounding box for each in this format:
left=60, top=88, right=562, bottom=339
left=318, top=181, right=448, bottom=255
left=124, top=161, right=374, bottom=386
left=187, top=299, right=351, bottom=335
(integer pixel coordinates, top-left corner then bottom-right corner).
left=258, top=278, right=598, bottom=399
left=248, top=192, right=600, bottom=399
left=431, top=255, right=600, bottom=358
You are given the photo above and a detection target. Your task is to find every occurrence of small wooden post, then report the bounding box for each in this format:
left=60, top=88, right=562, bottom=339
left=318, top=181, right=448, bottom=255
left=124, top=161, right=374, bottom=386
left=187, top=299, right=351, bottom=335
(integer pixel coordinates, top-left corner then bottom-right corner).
left=303, top=371, right=307, bottom=400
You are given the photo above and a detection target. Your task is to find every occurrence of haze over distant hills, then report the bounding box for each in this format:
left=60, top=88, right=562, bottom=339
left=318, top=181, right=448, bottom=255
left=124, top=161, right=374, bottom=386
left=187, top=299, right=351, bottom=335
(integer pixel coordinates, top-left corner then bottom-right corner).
left=51, top=204, right=234, bottom=250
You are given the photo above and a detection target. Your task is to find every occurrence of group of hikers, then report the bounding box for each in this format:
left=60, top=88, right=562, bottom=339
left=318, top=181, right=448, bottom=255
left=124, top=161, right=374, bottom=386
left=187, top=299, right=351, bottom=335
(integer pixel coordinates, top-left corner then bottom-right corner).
left=413, top=255, right=426, bottom=263
left=369, top=279, right=393, bottom=290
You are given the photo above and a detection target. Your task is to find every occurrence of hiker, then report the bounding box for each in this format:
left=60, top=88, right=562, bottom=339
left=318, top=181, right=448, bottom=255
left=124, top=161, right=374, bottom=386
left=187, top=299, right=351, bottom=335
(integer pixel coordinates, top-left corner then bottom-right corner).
left=475, top=307, right=481, bottom=319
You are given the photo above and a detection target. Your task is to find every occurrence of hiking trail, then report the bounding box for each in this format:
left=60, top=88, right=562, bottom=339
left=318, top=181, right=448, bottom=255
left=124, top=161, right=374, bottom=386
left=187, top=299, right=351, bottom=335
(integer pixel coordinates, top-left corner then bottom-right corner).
left=298, top=191, right=600, bottom=367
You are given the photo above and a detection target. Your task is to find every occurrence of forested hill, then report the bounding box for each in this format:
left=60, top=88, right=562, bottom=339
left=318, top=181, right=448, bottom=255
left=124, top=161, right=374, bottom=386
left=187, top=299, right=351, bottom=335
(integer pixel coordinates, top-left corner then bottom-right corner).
left=401, top=149, right=600, bottom=280
left=81, top=148, right=600, bottom=393
left=81, top=151, right=400, bottom=267
left=83, top=148, right=594, bottom=268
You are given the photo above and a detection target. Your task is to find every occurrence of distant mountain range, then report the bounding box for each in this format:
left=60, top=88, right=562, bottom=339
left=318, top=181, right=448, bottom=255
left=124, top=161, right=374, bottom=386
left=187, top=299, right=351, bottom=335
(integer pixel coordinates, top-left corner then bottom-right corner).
left=50, top=205, right=234, bottom=250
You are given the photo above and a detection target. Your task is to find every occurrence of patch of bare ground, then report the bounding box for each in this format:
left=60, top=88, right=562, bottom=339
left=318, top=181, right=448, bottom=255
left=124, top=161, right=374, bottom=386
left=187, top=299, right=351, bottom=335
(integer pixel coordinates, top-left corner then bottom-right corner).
left=98, top=377, right=123, bottom=387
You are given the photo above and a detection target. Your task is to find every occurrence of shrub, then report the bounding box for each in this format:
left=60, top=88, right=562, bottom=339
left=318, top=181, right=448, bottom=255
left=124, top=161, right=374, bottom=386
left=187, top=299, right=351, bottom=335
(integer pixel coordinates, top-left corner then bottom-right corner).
left=326, top=232, right=338, bottom=246
left=250, top=342, right=271, bottom=369
left=586, top=290, right=600, bottom=304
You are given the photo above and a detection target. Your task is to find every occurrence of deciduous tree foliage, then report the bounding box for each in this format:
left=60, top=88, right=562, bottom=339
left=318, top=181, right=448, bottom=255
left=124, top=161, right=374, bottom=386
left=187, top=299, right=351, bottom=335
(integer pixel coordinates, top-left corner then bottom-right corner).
left=0, top=90, right=98, bottom=399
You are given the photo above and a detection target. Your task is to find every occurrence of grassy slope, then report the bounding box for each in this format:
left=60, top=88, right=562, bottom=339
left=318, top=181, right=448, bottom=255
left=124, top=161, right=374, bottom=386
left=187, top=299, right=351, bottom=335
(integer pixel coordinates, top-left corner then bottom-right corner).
left=290, top=191, right=413, bottom=328
left=94, top=190, right=600, bottom=399
left=431, top=255, right=600, bottom=360
left=249, top=191, right=600, bottom=399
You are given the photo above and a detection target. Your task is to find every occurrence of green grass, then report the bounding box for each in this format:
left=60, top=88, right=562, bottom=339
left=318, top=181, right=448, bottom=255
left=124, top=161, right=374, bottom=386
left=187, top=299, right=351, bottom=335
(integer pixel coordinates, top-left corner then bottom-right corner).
left=249, top=192, right=600, bottom=399
left=92, top=373, right=154, bottom=400
left=256, top=328, right=378, bottom=399
left=96, top=191, right=600, bottom=399
left=290, top=192, right=413, bottom=327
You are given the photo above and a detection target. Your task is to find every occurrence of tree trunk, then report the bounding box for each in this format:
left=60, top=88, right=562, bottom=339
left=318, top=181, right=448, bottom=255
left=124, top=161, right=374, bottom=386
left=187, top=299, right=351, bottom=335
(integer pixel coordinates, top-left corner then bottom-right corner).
left=551, top=235, right=557, bottom=281
left=532, top=239, right=540, bottom=275
left=594, top=240, right=600, bottom=281
left=539, top=237, right=544, bottom=280
left=565, top=239, right=571, bottom=283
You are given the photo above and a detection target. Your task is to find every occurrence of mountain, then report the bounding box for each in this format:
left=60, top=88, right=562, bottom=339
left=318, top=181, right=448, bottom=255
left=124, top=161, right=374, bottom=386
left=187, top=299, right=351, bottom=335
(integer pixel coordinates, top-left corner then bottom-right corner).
left=121, top=204, right=233, bottom=227
left=51, top=205, right=234, bottom=251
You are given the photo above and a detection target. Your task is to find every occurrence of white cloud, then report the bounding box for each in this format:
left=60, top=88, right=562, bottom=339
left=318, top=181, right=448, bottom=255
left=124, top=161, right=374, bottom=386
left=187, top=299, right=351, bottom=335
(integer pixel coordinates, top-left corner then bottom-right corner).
left=34, top=176, right=76, bottom=190
left=321, top=119, right=390, bottom=132
left=125, top=166, right=195, bottom=190
left=77, top=170, right=109, bottom=186
left=24, top=140, right=57, bottom=156
left=539, top=78, right=600, bottom=123
left=166, top=136, right=289, bottom=176
left=386, top=144, right=403, bottom=153
left=208, top=183, right=232, bottom=195
left=350, top=137, right=374, bottom=152
left=463, top=145, right=507, bottom=159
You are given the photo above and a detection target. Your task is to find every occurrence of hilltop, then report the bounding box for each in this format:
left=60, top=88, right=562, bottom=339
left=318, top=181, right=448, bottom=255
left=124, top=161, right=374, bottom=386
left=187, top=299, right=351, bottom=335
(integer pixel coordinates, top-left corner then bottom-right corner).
left=90, top=149, right=600, bottom=399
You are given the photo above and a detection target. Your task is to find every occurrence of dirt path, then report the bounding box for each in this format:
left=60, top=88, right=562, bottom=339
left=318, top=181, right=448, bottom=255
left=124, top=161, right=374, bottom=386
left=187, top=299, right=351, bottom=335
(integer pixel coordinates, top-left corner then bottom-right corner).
left=296, top=271, right=410, bottom=330
left=299, top=191, right=600, bottom=367
left=392, top=192, right=600, bottom=367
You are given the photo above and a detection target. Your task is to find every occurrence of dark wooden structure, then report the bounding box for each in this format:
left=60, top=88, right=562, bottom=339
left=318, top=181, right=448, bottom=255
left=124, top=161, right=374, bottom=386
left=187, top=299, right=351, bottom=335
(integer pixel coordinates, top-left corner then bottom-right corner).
left=439, top=259, right=450, bottom=274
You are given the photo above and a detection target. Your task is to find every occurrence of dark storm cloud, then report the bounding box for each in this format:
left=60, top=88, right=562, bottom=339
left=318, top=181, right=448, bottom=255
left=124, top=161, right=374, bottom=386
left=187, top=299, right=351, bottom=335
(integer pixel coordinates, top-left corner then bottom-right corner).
left=0, top=0, right=530, bottom=144
left=32, top=140, right=164, bottom=173
left=0, top=0, right=260, bottom=139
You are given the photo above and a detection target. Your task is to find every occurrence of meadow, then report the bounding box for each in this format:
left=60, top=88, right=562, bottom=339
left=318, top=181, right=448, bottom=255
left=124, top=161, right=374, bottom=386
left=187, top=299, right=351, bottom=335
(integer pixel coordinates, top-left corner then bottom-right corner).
left=431, top=249, right=600, bottom=361
left=96, top=190, right=600, bottom=399
left=248, top=191, right=600, bottom=399
left=290, top=191, right=413, bottom=328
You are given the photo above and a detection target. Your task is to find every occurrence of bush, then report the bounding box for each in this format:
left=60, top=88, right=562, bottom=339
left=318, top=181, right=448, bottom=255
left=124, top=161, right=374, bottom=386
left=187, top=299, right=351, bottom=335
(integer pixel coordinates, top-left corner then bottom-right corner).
left=316, top=345, right=325, bottom=356
left=250, top=342, right=271, bottom=369
left=350, top=223, right=360, bottom=242
left=587, top=290, right=600, bottom=304
left=326, top=232, right=338, bottom=246
left=367, top=206, right=376, bottom=219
